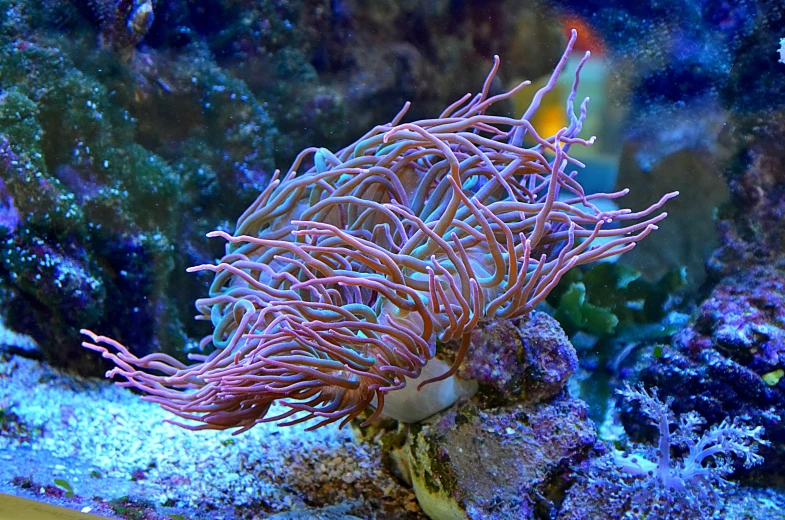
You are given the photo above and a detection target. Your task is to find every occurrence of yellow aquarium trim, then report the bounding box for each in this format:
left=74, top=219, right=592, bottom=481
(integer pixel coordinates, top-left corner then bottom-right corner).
left=0, top=494, right=105, bottom=520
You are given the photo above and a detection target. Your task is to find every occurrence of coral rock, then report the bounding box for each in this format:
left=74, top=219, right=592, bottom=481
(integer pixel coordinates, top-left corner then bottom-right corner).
left=386, top=396, right=596, bottom=520
left=459, top=312, right=578, bottom=405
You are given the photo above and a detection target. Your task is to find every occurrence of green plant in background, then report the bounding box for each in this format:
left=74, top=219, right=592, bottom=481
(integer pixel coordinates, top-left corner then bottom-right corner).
left=548, top=262, right=689, bottom=347
left=546, top=261, right=690, bottom=421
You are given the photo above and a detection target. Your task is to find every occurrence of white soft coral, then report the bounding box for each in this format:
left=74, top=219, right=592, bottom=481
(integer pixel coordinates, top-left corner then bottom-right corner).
left=593, top=384, right=769, bottom=518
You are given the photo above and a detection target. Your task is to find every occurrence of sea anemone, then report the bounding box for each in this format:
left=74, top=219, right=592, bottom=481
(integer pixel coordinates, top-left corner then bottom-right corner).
left=82, top=30, right=677, bottom=432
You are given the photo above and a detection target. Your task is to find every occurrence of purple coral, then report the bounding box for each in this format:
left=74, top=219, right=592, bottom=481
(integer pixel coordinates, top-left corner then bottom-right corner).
left=82, top=31, right=677, bottom=432
left=560, top=384, right=767, bottom=519
left=614, top=385, right=767, bottom=489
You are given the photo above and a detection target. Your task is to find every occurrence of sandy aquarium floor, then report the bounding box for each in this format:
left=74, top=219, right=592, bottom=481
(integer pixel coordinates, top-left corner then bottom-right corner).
left=0, top=340, right=424, bottom=519
left=2, top=328, right=785, bottom=520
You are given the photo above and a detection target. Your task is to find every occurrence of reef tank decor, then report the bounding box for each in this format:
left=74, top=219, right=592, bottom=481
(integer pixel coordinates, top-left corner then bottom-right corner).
left=1, top=1, right=784, bottom=519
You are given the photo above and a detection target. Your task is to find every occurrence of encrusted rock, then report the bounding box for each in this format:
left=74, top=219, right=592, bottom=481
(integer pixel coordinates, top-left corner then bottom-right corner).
left=458, top=312, right=578, bottom=406
left=372, top=313, right=592, bottom=519
left=385, top=396, right=596, bottom=519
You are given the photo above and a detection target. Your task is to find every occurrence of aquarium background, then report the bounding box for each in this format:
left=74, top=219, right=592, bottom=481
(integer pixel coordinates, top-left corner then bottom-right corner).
left=0, top=1, right=783, bottom=519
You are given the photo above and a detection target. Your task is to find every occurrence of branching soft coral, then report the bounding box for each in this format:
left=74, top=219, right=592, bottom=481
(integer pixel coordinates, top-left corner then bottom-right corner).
left=82, top=31, right=677, bottom=432
left=614, top=385, right=767, bottom=489
left=583, top=384, right=768, bottom=519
